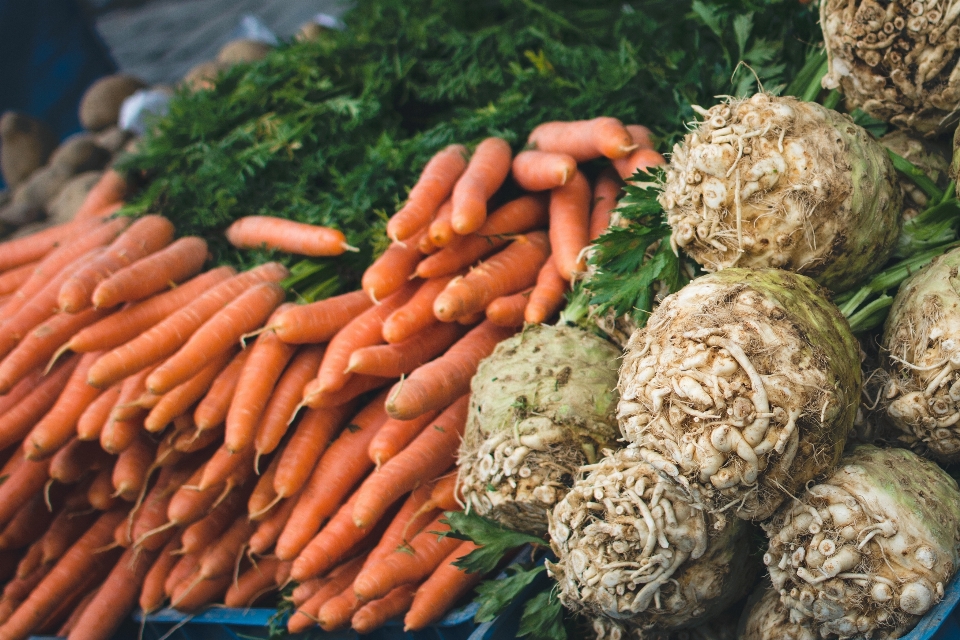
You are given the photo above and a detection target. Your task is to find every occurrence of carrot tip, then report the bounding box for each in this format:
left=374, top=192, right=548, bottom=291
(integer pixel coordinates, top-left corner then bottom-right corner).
left=341, top=242, right=360, bottom=253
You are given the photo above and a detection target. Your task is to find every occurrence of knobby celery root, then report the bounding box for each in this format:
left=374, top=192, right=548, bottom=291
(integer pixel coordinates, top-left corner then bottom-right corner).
left=458, top=324, right=620, bottom=535
left=617, top=269, right=861, bottom=521
left=661, top=93, right=900, bottom=293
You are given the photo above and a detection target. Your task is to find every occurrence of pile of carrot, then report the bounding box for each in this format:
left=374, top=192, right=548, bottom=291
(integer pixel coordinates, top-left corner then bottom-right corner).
left=0, top=117, right=662, bottom=640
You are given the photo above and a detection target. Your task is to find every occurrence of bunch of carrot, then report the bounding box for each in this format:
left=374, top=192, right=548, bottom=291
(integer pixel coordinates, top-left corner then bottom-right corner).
left=0, top=116, right=661, bottom=640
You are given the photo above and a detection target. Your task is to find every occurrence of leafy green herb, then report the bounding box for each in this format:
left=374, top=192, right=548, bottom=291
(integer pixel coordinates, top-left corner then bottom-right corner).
left=518, top=588, right=567, bottom=640
left=439, top=511, right=544, bottom=574
left=474, top=564, right=545, bottom=622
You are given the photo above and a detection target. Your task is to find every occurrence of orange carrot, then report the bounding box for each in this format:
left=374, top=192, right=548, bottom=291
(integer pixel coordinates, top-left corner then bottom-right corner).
left=387, top=145, right=469, bottom=242
left=249, top=493, right=298, bottom=555
left=0, top=367, right=43, bottom=417
left=164, top=552, right=201, bottom=598
left=226, top=217, right=351, bottom=256
left=525, top=256, right=567, bottom=324
left=67, top=546, right=157, bottom=640
left=144, top=349, right=235, bottom=432
left=302, top=374, right=394, bottom=409
left=254, top=344, right=326, bottom=457
left=171, top=417, right=222, bottom=453
left=549, top=170, right=591, bottom=280
left=170, top=573, right=232, bottom=612
left=354, top=584, right=418, bottom=634
left=111, top=432, right=155, bottom=501
left=428, top=200, right=455, bottom=248
left=0, top=263, right=37, bottom=297
left=276, top=394, right=389, bottom=561
left=0, top=357, right=78, bottom=450
left=87, top=467, right=121, bottom=511
left=291, top=577, right=325, bottom=607
left=0, top=493, right=55, bottom=550
left=0, top=224, right=73, bottom=274
left=269, top=290, right=373, bottom=344
left=224, top=557, right=282, bottom=608
left=58, top=215, right=176, bottom=313
left=274, top=402, right=357, bottom=498
left=386, top=321, right=514, bottom=420
left=49, top=438, right=111, bottom=485
left=427, top=473, right=462, bottom=512
left=612, top=147, right=665, bottom=182
left=382, top=275, right=458, bottom=344
left=317, top=584, right=364, bottom=631
left=0, top=457, right=51, bottom=529
left=107, top=365, right=152, bottom=422
left=287, top=555, right=365, bottom=634
left=91, top=236, right=209, bottom=309
left=131, top=464, right=196, bottom=550
left=353, top=396, right=468, bottom=528
left=140, top=536, right=182, bottom=614
left=248, top=450, right=282, bottom=519
left=196, top=515, right=256, bottom=580
left=291, top=492, right=379, bottom=582
left=367, top=410, right=441, bottom=466
left=24, top=351, right=103, bottom=459
left=485, top=290, right=530, bottom=327
left=451, top=138, right=512, bottom=235
left=528, top=117, right=635, bottom=161
left=65, top=266, right=235, bottom=355
left=352, top=513, right=461, bottom=602
left=404, top=541, right=483, bottom=630
left=166, top=467, right=223, bottom=529
left=40, top=509, right=99, bottom=568
left=433, top=232, right=550, bottom=322
left=589, top=166, right=622, bottom=240
left=511, top=150, right=576, bottom=191
left=416, top=194, right=549, bottom=280
left=87, top=262, right=287, bottom=389
left=193, top=348, right=249, bottom=432
left=147, top=281, right=284, bottom=394
left=625, top=124, right=655, bottom=150
left=178, top=486, right=247, bottom=556
left=76, top=384, right=120, bottom=441
left=72, top=169, right=128, bottom=222
left=197, top=444, right=255, bottom=491
left=418, top=232, right=438, bottom=255
left=347, top=322, right=467, bottom=378
left=361, top=235, right=424, bottom=303
left=311, top=281, right=418, bottom=397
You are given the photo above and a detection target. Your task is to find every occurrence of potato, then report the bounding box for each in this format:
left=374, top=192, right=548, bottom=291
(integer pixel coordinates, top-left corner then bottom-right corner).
left=181, top=60, right=230, bottom=92
left=48, top=171, right=102, bottom=225
left=0, top=112, right=57, bottom=189
left=216, top=39, right=271, bottom=64
left=79, top=74, right=148, bottom=132
left=49, top=134, right=111, bottom=174
left=94, top=126, right=132, bottom=155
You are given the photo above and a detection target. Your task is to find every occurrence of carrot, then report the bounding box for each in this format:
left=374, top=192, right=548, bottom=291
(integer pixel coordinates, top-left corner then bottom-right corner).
left=170, top=573, right=232, bottom=612
left=87, top=468, right=120, bottom=511
left=140, top=535, right=182, bottom=613
left=301, top=374, right=394, bottom=409
left=226, top=217, right=351, bottom=256
left=65, top=266, right=235, bottom=355
left=361, top=233, right=424, bottom=303
left=317, top=584, right=364, bottom=631
left=72, top=169, right=128, bottom=222
left=525, top=256, right=567, bottom=324
left=164, top=552, right=200, bottom=598
left=166, top=468, right=223, bottom=529
left=268, top=290, right=372, bottom=344
left=276, top=393, right=389, bottom=561
left=0, top=224, right=72, bottom=274
left=275, top=560, right=293, bottom=586
left=418, top=232, right=438, bottom=255
left=274, top=402, right=357, bottom=498
left=381, top=275, right=458, bottom=344
left=111, top=432, right=156, bottom=501
left=589, top=166, right=622, bottom=240
left=4, top=563, right=50, bottom=604
left=428, top=200, right=455, bottom=247
left=49, top=438, right=111, bottom=485
left=451, top=138, right=512, bottom=235
left=386, top=320, right=514, bottom=420
left=549, top=170, right=591, bottom=280
left=178, top=486, right=248, bottom=556
left=416, top=194, right=549, bottom=280
left=198, top=444, right=255, bottom=491
left=287, top=555, right=365, bottom=634
left=108, top=364, right=153, bottom=423
left=0, top=263, right=37, bottom=297
left=193, top=348, right=249, bottom=432
left=147, top=282, right=285, bottom=394
left=58, top=215, right=176, bottom=313
left=0, top=493, right=55, bottom=550
left=387, top=145, right=469, bottom=242
left=353, top=396, right=468, bottom=528
left=292, top=577, right=325, bottom=607
left=0, top=509, right=125, bottom=640
left=67, top=546, right=158, bottom=640
left=40, top=510, right=99, bottom=568
left=367, top=410, right=441, bottom=466
left=624, top=124, right=655, bottom=150
left=485, top=290, right=530, bottom=327
left=130, top=465, right=196, bottom=550
left=427, top=473, right=462, bottom=512
left=88, top=263, right=288, bottom=389
left=347, top=322, right=467, bottom=378
left=75, top=384, right=120, bottom=441
left=612, top=147, right=666, bottom=183
left=352, top=513, right=461, bottom=602
left=404, top=540, right=483, bottom=630
left=144, top=349, right=235, bottom=433
left=433, top=232, right=549, bottom=322
left=224, top=557, right=282, bottom=608
left=0, top=357, right=78, bottom=451
left=224, top=326, right=296, bottom=455
left=172, top=419, right=222, bottom=454
left=290, top=492, right=374, bottom=582
left=310, top=281, right=418, bottom=397
left=356, top=583, right=419, bottom=633
left=511, top=150, right=577, bottom=191
left=197, top=515, right=256, bottom=581
left=103, top=404, right=148, bottom=456
left=24, top=351, right=103, bottom=460
left=14, top=543, right=44, bottom=584
left=248, top=451, right=282, bottom=519
left=254, top=344, right=326, bottom=457
left=528, top=117, right=635, bottom=161
left=249, top=494, right=298, bottom=556
left=91, top=236, right=209, bottom=309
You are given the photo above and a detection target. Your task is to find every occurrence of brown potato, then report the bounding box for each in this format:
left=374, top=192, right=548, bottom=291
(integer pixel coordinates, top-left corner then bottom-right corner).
left=0, top=112, right=57, bottom=189
left=79, top=74, right=147, bottom=132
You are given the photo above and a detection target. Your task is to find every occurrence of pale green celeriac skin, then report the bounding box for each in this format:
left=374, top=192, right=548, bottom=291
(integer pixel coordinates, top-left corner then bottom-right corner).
left=762, top=445, right=960, bottom=639
left=661, top=94, right=901, bottom=293
left=618, top=269, right=861, bottom=521
left=458, top=323, right=622, bottom=535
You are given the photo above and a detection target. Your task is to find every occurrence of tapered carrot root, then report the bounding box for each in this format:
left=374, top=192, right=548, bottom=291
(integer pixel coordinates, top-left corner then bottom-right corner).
left=0, top=263, right=37, bottom=297
left=433, top=232, right=550, bottom=323
left=524, top=256, right=567, bottom=324
left=404, top=541, right=483, bottom=631
left=72, top=169, right=128, bottom=222
left=353, top=584, right=418, bottom=634
left=511, top=150, right=576, bottom=191
left=111, top=433, right=155, bottom=500
left=193, top=348, right=249, bottom=432
left=361, top=235, right=424, bottom=303
left=274, top=401, right=357, bottom=498
left=612, top=147, right=666, bottom=182
left=589, top=167, right=622, bottom=240
left=76, top=384, right=120, bottom=441
left=224, top=557, right=282, bottom=608
left=226, top=216, right=350, bottom=257
left=302, top=374, right=394, bottom=410
left=0, top=493, right=55, bottom=551
left=291, top=492, right=373, bottom=582
left=249, top=493, right=298, bottom=555
left=269, top=290, right=372, bottom=344
left=0, top=223, right=77, bottom=274
left=366, top=409, right=442, bottom=467
left=485, top=290, right=530, bottom=328
left=92, top=236, right=209, bottom=309
left=381, top=275, right=458, bottom=344
left=178, top=485, right=248, bottom=556
left=624, top=124, right=655, bottom=150
left=385, top=321, right=514, bottom=420
left=145, top=349, right=235, bottom=433
left=451, top=137, right=513, bottom=235
left=428, top=200, right=455, bottom=248
left=387, top=145, right=469, bottom=242
left=49, top=438, right=111, bottom=485
left=317, top=584, right=364, bottom=631
left=0, top=357, right=78, bottom=451
left=287, top=555, right=365, bottom=633
left=528, top=117, right=635, bottom=161
left=347, top=322, right=467, bottom=378
left=254, top=344, right=326, bottom=457
left=140, top=536, right=182, bottom=614
left=549, top=170, right=591, bottom=280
